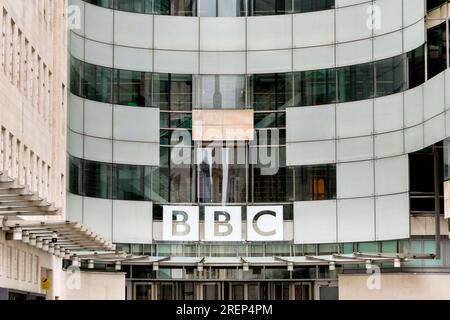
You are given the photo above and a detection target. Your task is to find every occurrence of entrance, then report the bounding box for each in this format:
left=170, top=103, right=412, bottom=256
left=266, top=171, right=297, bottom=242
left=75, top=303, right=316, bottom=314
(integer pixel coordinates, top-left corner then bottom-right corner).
left=229, top=283, right=262, bottom=300
left=132, top=281, right=313, bottom=300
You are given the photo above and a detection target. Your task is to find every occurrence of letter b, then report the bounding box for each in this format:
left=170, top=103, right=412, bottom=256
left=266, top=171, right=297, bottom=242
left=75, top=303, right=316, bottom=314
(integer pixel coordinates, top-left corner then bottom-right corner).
left=163, top=206, right=199, bottom=241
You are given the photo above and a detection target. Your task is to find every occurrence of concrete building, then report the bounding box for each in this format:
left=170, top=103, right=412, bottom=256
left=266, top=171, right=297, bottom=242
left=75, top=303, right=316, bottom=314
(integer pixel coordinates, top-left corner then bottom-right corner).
left=57, top=0, right=450, bottom=300
left=0, top=0, right=123, bottom=300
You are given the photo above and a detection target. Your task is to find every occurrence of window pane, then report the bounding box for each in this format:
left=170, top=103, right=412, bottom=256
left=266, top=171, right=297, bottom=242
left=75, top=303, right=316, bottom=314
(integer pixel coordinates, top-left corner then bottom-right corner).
left=250, top=0, right=292, bottom=15
left=68, top=156, right=83, bottom=195
left=70, top=57, right=83, bottom=97
left=113, top=164, right=149, bottom=201
left=115, top=70, right=151, bottom=107
left=252, top=148, right=294, bottom=202
left=154, top=74, right=192, bottom=111
left=294, top=69, right=336, bottom=106
left=114, top=0, right=145, bottom=13
left=170, top=148, right=194, bottom=202
left=171, top=0, right=197, bottom=16
left=84, top=0, right=113, bottom=8
left=337, top=62, right=374, bottom=102
left=375, top=54, right=406, bottom=97
left=252, top=73, right=292, bottom=111
left=198, top=75, right=246, bottom=109
left=293, top=0, right=334, bottom=13
left=83, top=61, right=113, bottom=103
left=218, top=0, right=246, bottom=16
left=294, top=165, right=336, bottom=201
left=407, top=45, right=425, bottom=89
left=197, top=146, right=246, bottom=203
left=427, top=22, right=447, bottom=79
left=83, top=160, right=112, bottom=198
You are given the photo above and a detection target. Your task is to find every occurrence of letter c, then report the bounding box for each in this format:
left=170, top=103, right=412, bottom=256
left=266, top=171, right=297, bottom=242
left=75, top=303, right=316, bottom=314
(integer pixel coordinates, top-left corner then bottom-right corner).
left=252, top=211, right=276, bottom=236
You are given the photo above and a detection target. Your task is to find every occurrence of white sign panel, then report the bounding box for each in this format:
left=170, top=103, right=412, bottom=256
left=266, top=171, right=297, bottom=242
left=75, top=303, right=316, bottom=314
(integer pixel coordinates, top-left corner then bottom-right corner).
left=163, top=206, right=199, bottom=241
left=162, top=205, right=283, bottom=241
left=247, top=206, right=283, bottom=241
left=204, top=206, right=242, bottom=242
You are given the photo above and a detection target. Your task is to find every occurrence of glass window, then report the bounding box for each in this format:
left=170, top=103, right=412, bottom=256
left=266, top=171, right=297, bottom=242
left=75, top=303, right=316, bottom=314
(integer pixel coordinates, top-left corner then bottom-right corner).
left=70, top=57, right=83, bottom=97
left=164, top=0, right=197, bottom=16
left=427, top=22, right=447, bottom=79
left=249, top=0, right=292, bottom=16
left=113, top=164, right=153, bottom=201
left=337, top=62, right=374, bottom=102
left=68, top=155, right=83, bottom=195
left=407, top=45, right=425, bottom=89
left=114, top=70, right=152, bottom=107
left=153, top=73, right=192, bottom=111
left=293, top=0, right=334, bottom=13
left=357, top=242, right=378, bottom=253
left=83, top=61, right=113, bottom=103
left=251, top=147, right=294, bottom=202
left=252, top=73, right=292, bottom=111
left=114, top=0, right=146, bottom=13
left=197, top=75, right=246, bottom=109
left=294, top=164, right=336, bottom=201
left=197, top=146, right=246, bottom=203
left=152, top=147, right=170, bottom=202
left=265, top=243, right=291, bottom=256
left=199, top=0, right=246, bottom=17
left=83, top=159, right=112, bottom=199
left=170, top=148, right=195, bottom=203
left=294, top=69, right=337, bottom=106
left=427, top=0, right=447, bottom=11
left=84, top=0, right=114, bottom=8
left=170, top=113, right=192, bottom=129
left=375, top=54, right=406, bottom=97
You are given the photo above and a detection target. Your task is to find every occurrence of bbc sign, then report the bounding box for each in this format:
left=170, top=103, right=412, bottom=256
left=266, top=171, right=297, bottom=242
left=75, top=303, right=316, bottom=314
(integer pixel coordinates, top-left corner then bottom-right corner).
left=163, top=206, right=283, bottom=242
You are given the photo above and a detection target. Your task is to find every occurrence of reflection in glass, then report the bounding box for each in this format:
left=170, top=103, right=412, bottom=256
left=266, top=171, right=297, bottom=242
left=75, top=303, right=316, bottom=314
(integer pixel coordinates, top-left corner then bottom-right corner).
left=294, top=165, right=336, bottom=201
left=252, top=73, right=292, bottom=111
left=293, top=0, right=334, bottom=13
left=294, top=69, right=336, bottom=106
left=115, top=69, right=152, bottom=107
left=375, top=54, right=406, bottom=97
left=408, top=45, right=425, bottom=89
left=197, top=146, right=246, bottom=203
left=153, top=73, right=193, bottom=111
left=199, top=0, right=246, bottom=16
left=249, top=0, right=292, bottom=15
left=427, top=22, right=447, bottom=79
left=83, top=61, right=113, bottom=103
left=83, top=159, right=112, bottom=198
left=197, top=75, right=246, bottom=109
left=337, top=62, right=374, bottom=102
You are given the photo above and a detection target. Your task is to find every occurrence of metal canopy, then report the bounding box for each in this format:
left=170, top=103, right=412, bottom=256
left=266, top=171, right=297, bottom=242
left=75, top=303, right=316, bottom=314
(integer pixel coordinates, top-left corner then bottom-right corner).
left=2, top=219, right=116, bottom=252
left=0, top=171, right=118, bottom=260
left=0, top=172, right=59, bottom=216
left=120, top=253, right=407, bottom=267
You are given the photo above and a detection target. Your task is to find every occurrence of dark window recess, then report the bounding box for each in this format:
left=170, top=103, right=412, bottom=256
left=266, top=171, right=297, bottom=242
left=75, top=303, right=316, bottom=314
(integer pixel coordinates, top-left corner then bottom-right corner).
left=427, top=0, right=447, bottom=11
left=294, top=69, right=337, bottom=106
left=293, top=0, right=334, bottom=13
left=337, top=62, right=374, bottom=102
left=427, top=22, right=447, bottom=79
left=408, top=45, right=425, bottom=89
left=409, top=143, right=444, bottom=214
left=249, top=0, right=292, bottom=16
left=252, top=73, right=292, bottom=111
left=294, top=164, right=336, bottom=201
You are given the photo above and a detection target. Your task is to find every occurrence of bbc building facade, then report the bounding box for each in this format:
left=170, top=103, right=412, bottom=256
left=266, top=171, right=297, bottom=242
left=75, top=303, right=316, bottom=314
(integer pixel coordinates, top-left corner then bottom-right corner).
left=67, top=0, right=450, bottom=300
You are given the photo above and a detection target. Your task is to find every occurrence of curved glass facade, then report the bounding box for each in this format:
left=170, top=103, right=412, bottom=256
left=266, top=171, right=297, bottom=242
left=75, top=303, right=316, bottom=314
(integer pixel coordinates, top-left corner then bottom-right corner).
left=84, top=0, right=335, bottom=16
left=70, top=45, right=425, bottom=109
left=68, top=154, right=336, bottom=206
